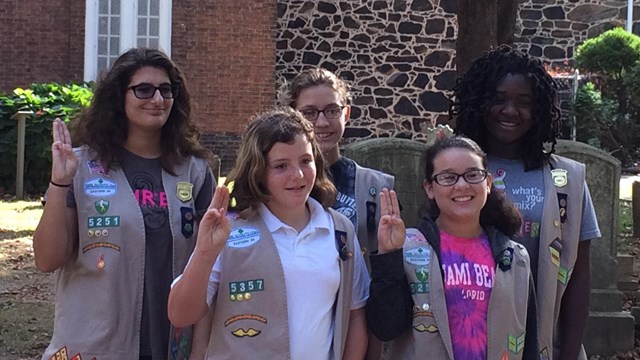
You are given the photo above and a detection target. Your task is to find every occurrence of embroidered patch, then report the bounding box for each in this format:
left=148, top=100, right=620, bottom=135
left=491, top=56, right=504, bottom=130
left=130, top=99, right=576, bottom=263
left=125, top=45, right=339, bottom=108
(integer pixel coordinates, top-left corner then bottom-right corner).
left=84, top=178, right=117, bottom=197
left=224, top=314, right=268, bottom=326
left=406, top=231, right=427, bottom=243
left=508, top=333, right=526, bottom=354
left=87, top=159, right=106, bottom=174
left=404, top=247, right=430, bottom=266
left=180, top=207, right=194, bottom=238
left=415, top=266, right=428, bottom=282
left=539, top=347, right=550, bottom=360
left=413, top=310, right=434, bottom=318
left=176, top=181, right=193, bottom=202
left=498, top=248, right=514, bottom=271
left=227, top=227, right=261, bottom=248
left=229, top=279, right=264, bottom=301
left=87, top=216, right=120, bottom=229
left=558, top=266, right=573, bottom=285
left=369, top=186, right=377, bottom=197
left=335, top=230, right=353, bottom=261
left=414, top=323, right=438, bottom=333
left=170, top=327, right=190, bottom=360
left=82, top=241, right=121, bottom=253
left=231, top=328, right=261, bottom=337
left=551, top=168, right=568, bottom=187
left=94, top=199, right=109, bottom=214
left=409, top=282, right=429, bottom=294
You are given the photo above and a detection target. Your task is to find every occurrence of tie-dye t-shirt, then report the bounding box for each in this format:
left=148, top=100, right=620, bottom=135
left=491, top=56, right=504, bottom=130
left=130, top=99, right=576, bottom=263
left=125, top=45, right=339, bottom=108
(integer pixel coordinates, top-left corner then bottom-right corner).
left=440, top=231, right=495, bottom=360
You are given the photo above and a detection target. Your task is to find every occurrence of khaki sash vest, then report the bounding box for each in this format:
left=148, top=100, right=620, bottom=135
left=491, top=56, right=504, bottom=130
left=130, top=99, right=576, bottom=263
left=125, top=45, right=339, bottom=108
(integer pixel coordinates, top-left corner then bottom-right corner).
left=386, top=227, right=531, bottom=360
left=536, top=155, right=587, bottom=360
left=42, top=147, right=210, bottom=360
left=205, top=209, right=355, bottom=359
left=353, top=163, right=394, bottom=270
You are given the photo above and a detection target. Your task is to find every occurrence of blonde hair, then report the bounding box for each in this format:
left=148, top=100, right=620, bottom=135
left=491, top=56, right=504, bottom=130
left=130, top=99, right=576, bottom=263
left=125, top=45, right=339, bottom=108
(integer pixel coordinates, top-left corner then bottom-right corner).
left=226, top=108, right=336, bottom=218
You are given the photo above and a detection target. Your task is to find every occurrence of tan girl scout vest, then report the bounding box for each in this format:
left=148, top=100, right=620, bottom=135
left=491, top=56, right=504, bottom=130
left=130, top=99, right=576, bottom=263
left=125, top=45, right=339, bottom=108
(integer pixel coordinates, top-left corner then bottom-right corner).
left=43, top=147, right=210, bottom=360
left=205, top=209, right=356, bottom=359
left=386, top=227, right=532, bottom=360
left=537, top=155, right=587, bottom=360
left=354, top=163, right=394, bottom=269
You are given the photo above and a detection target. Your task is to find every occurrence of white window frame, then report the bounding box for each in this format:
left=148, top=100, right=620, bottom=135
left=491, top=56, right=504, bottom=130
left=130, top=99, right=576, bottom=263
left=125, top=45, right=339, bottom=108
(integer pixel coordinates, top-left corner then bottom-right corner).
left=84, top=0, right=172, bottom=81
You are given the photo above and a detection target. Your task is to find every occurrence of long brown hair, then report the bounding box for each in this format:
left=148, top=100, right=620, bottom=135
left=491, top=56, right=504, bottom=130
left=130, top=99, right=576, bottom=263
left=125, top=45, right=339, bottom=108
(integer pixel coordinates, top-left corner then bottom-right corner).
left=73, top=48, right=211, bottom=174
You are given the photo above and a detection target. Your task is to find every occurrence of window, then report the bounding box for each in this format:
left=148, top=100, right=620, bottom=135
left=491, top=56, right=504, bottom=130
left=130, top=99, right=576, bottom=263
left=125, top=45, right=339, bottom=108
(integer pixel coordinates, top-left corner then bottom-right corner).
left=84, top=0, right=172, bottom=81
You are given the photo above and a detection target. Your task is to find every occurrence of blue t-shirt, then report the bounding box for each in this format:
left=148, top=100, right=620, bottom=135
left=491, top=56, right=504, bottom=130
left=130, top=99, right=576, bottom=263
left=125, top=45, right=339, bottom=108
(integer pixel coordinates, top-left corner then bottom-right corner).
left=488, top=155, right=600, bottom=280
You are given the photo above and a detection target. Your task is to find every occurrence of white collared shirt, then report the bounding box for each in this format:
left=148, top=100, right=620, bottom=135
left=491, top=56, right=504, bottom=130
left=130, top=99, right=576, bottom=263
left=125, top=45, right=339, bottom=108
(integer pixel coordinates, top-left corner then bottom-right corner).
left=205, top=197, right=369, bottom=360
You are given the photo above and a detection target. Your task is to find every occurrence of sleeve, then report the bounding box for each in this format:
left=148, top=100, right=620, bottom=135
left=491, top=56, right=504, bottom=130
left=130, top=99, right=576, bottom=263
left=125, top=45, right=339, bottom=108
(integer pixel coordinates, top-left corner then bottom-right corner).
left=350, top=234, right=370, bottom=310
left=365, top=249, right=414, bottom=341
left=579, top=181, right=601, bottom=241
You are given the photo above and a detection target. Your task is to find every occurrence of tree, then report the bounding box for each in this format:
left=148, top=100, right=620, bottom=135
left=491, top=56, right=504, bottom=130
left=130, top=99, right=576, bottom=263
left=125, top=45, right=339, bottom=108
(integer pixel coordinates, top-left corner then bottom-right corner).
left=456, top=0, right=518, bottom=75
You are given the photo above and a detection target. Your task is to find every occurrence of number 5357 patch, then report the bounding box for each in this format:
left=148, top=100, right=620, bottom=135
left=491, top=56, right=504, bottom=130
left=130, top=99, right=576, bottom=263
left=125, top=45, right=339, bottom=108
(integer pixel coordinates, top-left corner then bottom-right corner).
left=87, top=216, right=121, bottom=228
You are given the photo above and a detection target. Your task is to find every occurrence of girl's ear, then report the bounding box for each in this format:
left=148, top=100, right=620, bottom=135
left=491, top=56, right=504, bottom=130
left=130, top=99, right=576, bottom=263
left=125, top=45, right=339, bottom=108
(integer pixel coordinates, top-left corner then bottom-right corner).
left=344, top=105, right=351, bottom=124
left=423, top=179, right=435, bottom=199
left=485, top=172, right=493, bottom=194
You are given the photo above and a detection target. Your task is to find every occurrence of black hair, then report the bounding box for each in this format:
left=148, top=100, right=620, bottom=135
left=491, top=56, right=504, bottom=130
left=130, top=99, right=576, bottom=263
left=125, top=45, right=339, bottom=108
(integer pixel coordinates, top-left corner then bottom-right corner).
left=451, top=45, right=562, bottom=171
left=424, top=136, right=522, bottom=237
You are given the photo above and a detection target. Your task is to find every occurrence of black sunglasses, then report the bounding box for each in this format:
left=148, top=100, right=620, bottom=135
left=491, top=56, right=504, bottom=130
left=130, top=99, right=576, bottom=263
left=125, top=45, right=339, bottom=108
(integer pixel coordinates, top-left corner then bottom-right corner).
left=128, top=83, right=179, bottom=99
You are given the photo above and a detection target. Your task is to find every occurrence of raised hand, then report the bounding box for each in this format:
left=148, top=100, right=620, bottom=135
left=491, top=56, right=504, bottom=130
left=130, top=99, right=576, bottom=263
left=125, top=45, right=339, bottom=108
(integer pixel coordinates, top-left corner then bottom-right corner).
left=195, top=185, right=231, bottom=258
left=50, top=118, right=79, bottom=185
left=377, top=188, right=406, bottom=254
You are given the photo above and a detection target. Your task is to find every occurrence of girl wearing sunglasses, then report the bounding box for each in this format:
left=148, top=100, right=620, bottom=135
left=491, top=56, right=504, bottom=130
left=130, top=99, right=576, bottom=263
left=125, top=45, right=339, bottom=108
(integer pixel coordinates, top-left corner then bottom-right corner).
left=366, top=136, right=537, bottom=359
left=33, top=48, right=215, bottom=360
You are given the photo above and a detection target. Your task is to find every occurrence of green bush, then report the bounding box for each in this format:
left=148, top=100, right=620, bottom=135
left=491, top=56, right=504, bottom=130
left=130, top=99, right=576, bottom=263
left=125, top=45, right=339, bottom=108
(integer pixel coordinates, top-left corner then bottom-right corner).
left=0, top=82, right=93, bottom=195
left=574, top=28, right=640, bottom=165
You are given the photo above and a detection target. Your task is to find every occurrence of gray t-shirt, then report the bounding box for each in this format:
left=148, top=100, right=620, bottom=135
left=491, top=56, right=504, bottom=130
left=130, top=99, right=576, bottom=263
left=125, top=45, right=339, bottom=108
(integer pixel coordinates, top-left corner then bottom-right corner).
left=488, top=155, right=600, bottom=280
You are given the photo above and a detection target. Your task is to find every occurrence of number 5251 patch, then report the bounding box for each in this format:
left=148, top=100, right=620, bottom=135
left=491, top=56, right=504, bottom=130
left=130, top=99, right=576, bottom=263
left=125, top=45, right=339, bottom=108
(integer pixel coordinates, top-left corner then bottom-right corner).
left=88, top=216, right=121, bottom=228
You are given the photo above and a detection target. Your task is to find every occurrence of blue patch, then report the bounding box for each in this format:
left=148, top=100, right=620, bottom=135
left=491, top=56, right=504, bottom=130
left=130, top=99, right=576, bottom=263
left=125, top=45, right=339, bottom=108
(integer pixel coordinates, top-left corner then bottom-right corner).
left=227, top=227, right=261, bottom=248
left=84, top=178, right=117, bottom=197
left=404, top=247, right=431, bottom=266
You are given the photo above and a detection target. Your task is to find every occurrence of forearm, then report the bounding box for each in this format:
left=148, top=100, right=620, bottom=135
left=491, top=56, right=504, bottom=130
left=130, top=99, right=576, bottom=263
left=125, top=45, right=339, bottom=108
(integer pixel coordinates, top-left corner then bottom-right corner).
left=558, top=241, right=591, bottom=359
left=343, top=307, right=368, bottom=360
left=365, top=249, right=413, bottom=341
left=33, top=186, right=76, bottom=272
left=168, top=250, right=218, bottom=328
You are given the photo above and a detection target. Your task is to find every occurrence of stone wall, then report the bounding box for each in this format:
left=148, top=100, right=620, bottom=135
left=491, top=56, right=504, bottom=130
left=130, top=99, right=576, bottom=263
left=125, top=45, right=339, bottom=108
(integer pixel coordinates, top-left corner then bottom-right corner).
left=516, top=0, right=640, bottom=67
left=274, top=0, right=640, bottom=150
left=275, top=0, right=459, bottom=146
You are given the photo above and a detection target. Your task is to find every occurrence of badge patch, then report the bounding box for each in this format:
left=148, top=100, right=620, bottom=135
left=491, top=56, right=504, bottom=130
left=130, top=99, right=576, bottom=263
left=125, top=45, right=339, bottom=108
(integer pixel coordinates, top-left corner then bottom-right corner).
left=229, top=279, right=264, bottom=301
left=225, top=314, right=267, bottom=326
left=409, top=282, right=429, bottom=294
left=539, top=347, right=550, bottom=360
left=94, top=199, right=109, bottom=214
left=551, top=168, right=568, bottom=187
left=404, top=247, right=430, bottom=266
left=508, top=333, right=526, bottom=353
left=558, top=266, right=573, bottom=285
left=176, top=181, right=193, bottom=202
left=415, top=266, right=428, bottom=282
left=231, top=328, right=261, bottom=337
left=498, top=248, right=514, bottom=271
left=414, top=323, right=438, bottom=333
left=227, top=227, right=261, bottom=248
left=87, top=159, right=106, bottom=174
left=84, top=178, right=117, bottom=197
left=87, top=216, right=120, bottom=229
left=82, top=241, right=121, bottom=253
left=406, top=231, right=427, bottom=243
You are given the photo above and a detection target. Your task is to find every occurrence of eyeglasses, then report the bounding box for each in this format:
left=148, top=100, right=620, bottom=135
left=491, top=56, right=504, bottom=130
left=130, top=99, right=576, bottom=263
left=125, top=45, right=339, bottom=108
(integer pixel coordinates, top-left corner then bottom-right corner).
left=432, top=169, right=488, bottom=186
left=299, top=105, right=346, bottom=121
left=128, top=83, right=178, bottom=99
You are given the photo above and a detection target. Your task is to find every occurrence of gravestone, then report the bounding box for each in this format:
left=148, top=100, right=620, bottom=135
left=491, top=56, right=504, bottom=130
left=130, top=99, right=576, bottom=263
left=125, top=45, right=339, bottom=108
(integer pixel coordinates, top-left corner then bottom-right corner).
left=555, top=139, right=634, bottom=356
left=344, top=126, right=452, bottom=227
left=347, top=136, right=633, bottom=356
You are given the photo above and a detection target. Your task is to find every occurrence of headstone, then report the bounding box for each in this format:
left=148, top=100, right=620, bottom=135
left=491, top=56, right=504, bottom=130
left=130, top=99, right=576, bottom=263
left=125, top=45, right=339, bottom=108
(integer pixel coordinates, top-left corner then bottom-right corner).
left=344, top=125, right=453, bottom=227
left=554, top=139, right=633, bottom=356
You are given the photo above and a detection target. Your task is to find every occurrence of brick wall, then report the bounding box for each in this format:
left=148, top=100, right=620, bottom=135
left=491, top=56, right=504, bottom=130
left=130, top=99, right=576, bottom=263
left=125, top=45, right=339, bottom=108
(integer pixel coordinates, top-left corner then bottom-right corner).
left=172, top=0, right=277, bottom=175
left=0, top=0, right=84, bottom=92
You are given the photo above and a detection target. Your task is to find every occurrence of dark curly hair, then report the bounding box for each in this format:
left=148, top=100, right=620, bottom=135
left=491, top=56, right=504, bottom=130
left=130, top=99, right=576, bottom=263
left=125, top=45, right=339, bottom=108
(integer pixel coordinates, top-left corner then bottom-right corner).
left=423, top=136, right=522, bottom=237
left=451, top=45, right=561, bottom=171
left=73, top=48, right=211, bottom=174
